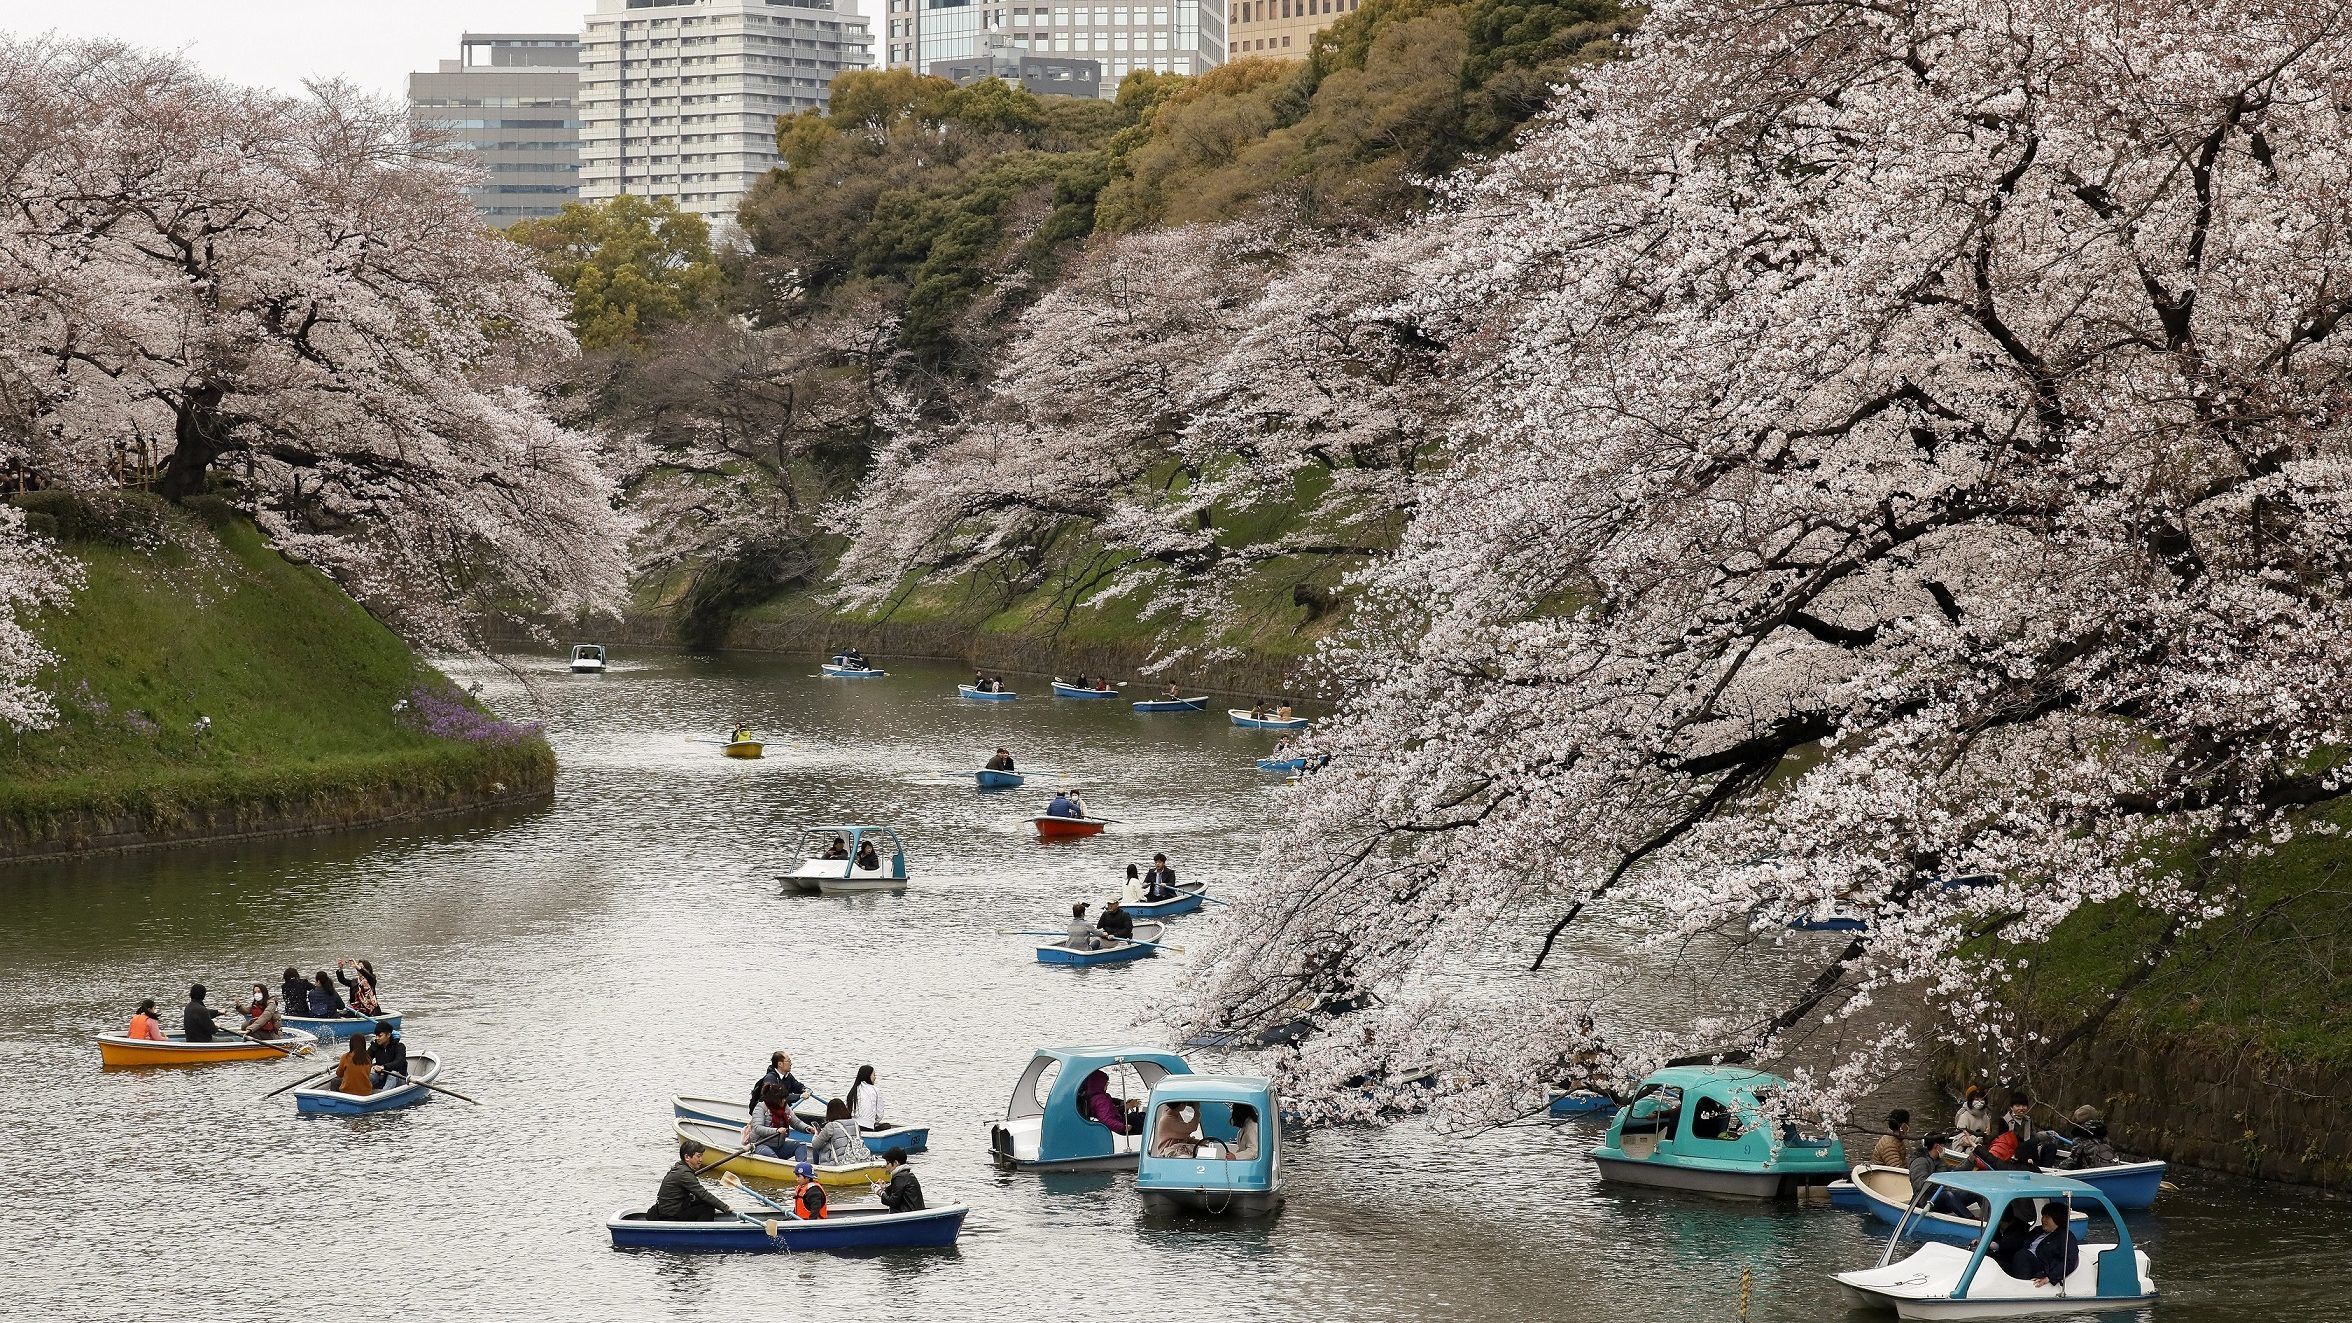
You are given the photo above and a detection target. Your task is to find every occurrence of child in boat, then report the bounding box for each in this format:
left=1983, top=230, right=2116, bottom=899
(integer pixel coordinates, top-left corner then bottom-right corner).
left=875, top=1149, right=924, bottom=1212
left=128, top=998, right=168, bottom=1041
left=790, top=1162, right=829, bottom=1219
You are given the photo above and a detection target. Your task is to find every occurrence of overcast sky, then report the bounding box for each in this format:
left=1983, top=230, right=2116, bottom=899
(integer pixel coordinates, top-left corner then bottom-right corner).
left=2, top=1, right=872, bottom=101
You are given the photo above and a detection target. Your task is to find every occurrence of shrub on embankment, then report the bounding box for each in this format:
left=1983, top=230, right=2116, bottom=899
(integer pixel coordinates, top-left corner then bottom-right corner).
left=0, top=493, right=551, bottom=862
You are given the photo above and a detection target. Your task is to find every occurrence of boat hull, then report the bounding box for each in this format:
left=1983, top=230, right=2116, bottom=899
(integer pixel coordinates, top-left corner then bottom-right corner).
left=670, top=1097, right=931, bottom=1153
left=723, top=741, right=764, bottom=759
left=957, top=685, right=1017, bottom=701
left=97, top=1027, right=318, bottom=1068
left=1124, top=888, right=1205, bottom=919
left=975, top=769, right=1026, bottom=789
left=1228, top=710, right=1309, bottom=730
left=1256, top=757, right=1306, bottom=773
left=1032, top=816, right=1108, bottom=837
left=283, top=1012, right=401, bottom=1041
left=1548, top=1090, right=1616, bottom=1117
left=1844, top=1165, right=2088, bottom=1244
left=570, top=662, right=605, bottom=673
left=608, top=1205, right=967, bottom=1253
left=673, top=1120, right=886, bottom=1186
left=294, top=1053, right=441, bottom=1115
left=1590, top=1154, right=1792, bottom=1198
left=1131, top=697, right=1208, bottom=712
left=1037, top=922, right=1164, bottom=965
left=1139, top=1187, right=1284, bottom=1217
left=821, top=664, right=886, bottom=678
left=2059, top=1159, right=2165, bottom=1210
left=815, top=875, right=907, bottom=894
left=1050, top=681, right=1121, bottom=699
left=1840, top=1281, right=2158, bottom=1320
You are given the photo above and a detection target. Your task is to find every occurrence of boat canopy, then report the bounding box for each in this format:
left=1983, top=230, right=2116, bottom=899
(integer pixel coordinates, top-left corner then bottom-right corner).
left=796, top=825, right=907, bottom=880
left=571, top=644, right=604, bottom=659
left=1004, top=1045, right=1190, bottom=1165
left=1902, top=1170, right=2144, bottom=1301
left=1136, top=1075, right=1280, bottom=1194
left=1600, top=1065, right=1846, bottom=1174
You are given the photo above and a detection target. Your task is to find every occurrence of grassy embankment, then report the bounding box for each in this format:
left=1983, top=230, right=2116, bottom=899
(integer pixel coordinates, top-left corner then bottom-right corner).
left=0, top=493, right=551, bottom=858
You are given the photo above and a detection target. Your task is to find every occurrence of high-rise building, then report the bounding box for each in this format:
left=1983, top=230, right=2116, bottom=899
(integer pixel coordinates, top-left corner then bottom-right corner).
left=578, top=0, right=875, bottom=231
left=934, top=34, right=1102, bottom=98
left=407, top=34, right=583, bottom=229
left=1224, top=0, right=1356, bottom=61
left=884, top=0, right=1222, bottom=97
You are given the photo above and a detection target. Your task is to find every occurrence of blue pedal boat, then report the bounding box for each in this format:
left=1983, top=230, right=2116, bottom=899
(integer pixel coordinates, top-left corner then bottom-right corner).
left=1137, top=1075, right=1284, bottom=1216
left=1122, top=882, right=1207, bottom=919
left=989, top=1046, right=1192, bottom=1170
left=1035, top=920, right=1163, bottom=965
left=608, top=1204, right=968, bottom=1253
left=293, top=1051, right=441, bottom=1116
left=781, top=823, right=909, bottom=895
left=1590, top=1066, right=1848, bottom=1198
left=975, top=768, right=1026, bottom=789
left=1131, top=696, right=1208, bottom=712
left=821, top=654, right=886, bottom=678
left=958, top=684, right=1017, bottom=701
left=668, top=1094, right=931, bottom=1153
left=1051, top=678, right=1122, bottom=699
left=282, top=1011, right=402, bottom=1041
left=1228, top=709, right=1309, bottom=731
left=1835, top=1171, right=2156, bottom=1317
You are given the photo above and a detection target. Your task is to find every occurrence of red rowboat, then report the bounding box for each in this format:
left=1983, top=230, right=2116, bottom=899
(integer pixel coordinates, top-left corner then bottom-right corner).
left=1032, top=815, right=1108, bottom=837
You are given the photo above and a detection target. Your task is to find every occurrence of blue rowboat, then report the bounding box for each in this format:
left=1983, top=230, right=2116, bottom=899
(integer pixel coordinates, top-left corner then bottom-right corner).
left=1228, top=708, right=1309, bottom=730
left=975, top=768, right=1026, bottom=789
left=608, top=1204, right=968, bottom=1253
left=1036, top=921, right=1163, bottom=966
left=668, top=1094, right=931, bottom=1153
left=2061, top=1159, right=2165, bottom=1210
left=1548, top=1089, right=1616, bottom=1117
left=1256, top=756, right=1306, bottom=773
left=293, top=1051, right=441, bottom=1116
left=1131, top=696, right=1208, bottom=712
left=1122, top=882, right=1206, bottom=919
left=958, top=684, right=1017, bottom=701
left=283, top=1011, right=402, bottom=1041
left=822, top=662, right=886, bottom=678
left=1051, top=679, right=1122, bottom=699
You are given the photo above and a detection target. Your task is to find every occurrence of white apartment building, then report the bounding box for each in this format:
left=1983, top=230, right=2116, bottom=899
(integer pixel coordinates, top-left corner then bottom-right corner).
left=883, top=0, right=1223, bottom=95
left=579, top=0, right=874, bottom=230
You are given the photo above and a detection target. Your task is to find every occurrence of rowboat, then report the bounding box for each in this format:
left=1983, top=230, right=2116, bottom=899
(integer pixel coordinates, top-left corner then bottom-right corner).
left=1121, top=881, right=1207, bottom=919
left=282, top=1011, right=402, bottom=1041
left=1590, top=1066, right=1847, bottom=1197
left=1032, top=814, right=1108, bottom=838
left=1050, top=679, right=1121, bottom=699
left=958, top=684, right=1016, bottom=700
left=570, top=644, right=606, bottom=673
left=672, top=1118, right=887, bottom=1186
left=1548, top=1088, right=1617, bottom=1117
left=975, top=768, right=1026, bottom=789
left=723, top=740, right=764, bottom=759
left=608, top=1203, right=969, bottom=1253
left=97, top=1026, right=319, bottom=1069
left=781, top=824, right=910, bottom=894
left=990, top=1046, right=1192, bottom=1170
left=821, top=654, right=886, bottom=678
left=294, top=1051, right=443, bottom=1116
left=1256, top=756, right=1306, bottom=773
left=1131, top=696, right=1208, bottom=712
left=1944, top=1148, right=2165, bottom=1210
left=1228, top=709, right=1309, bottom=730
left=1836, top=1164, right=2089, bottom=1245
left=1835, top=1171, right=2155, bottom=1318
left=1036, top=920, right=1164, bottom=966
left=670, top=1095, right=930, bottom=1153
left=1137, top=1075, right=1284, bottom=1216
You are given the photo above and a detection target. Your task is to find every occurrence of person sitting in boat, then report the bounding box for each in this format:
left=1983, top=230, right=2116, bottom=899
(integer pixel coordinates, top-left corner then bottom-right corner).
left=744, top=1082, right=800, bottom=1158
left=2006, top=1204, right=2081, bottom=1287
left=281, top=967, right=310, bottom=1019
left=648, top=1140, right=733, bottom=1223
left=975, top=670, right=991, bottom=691
left=1151, top=1101, right=1206, bottom=1157
left=1952, top=1084, right=1992, bottom=1148
left=1906, top=1133, right=1975, bottom=1216
left=822, top=835, right=850, bottom=860
left=987, top=747, right=1017, bottom=772
left=336, top=959, right=382, bottom=1016
left=846, top=1065, right=887, bottom=1132
left=1162, top=682, right=1182, bottom=700
left=1046, top=790, right=1083, bottom=819
left=182, top=984, right=225, bottom=1043
left=842, top=648, right=868, bottom=671
left=2002, top=1094, right=2061, bottom=1167
left=731, top=724, right=755, bottom=743
left=1689, top=1096, right=1739, bottom=1141
left=306, top=970, right=349, bottom=1019
left=804, top=1099, right=874, bottom=1168
left=1272, top=735, right=1296, bottom=757
left=1870, top=1109, right=1912, bottom=1168
left=1250, top=702, right=1269, bottom=720
left=1229, top=1103, right=1263, bottom=1161
left=1122, top=863, right=1146, bottom=905
left=331, top=1034, right=374, bottom=1095
left=747, top=1051, right=809, bottom=1116
left=875, top=1149, right=924, bottom=1212
left=1979, top=1119, right=2034, bottom=1171
left=368, top=1022, right=409, bottom=1088
left=1097, top=898, right=1135, bottom=941
left=1094, top=677, right=1113, bottom=691
left=1143, top=853, right=1178, bottom=900
left=1275, top=703, right=1294, bottom=719
left=1065, top=902, right=1102, bottom=951
left=128, top=998, right=168, bottom=1041
left=1076, top=1069, right=1132, bottom=1134
left=2061, top=1119, right=2122, bottom=1170
left=239, top=984, right=281, bottom=1038
left=854, top=839, right=883, bottom=872
left=789, top=1161, right=830, bottom=1219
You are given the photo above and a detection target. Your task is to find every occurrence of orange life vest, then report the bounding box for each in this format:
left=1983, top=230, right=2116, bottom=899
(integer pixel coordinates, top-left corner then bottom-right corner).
left=128, top=1012, right=166, bottom=1041
left=793, top=1181, right=828, bottom=1220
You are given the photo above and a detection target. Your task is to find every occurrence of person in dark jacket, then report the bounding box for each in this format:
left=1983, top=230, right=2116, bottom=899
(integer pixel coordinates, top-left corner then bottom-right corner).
left=307, top=971, right=348, bottom=1019
left=985, top=747, right=1016, bottom=771
left=182, top=985, right=224, bottom=1042
left=281, top=968, right=310, bottom=1018
left=2062, top=1120, right=2121, bottom=1169
left=874, top=1149, right=924, bottom=1212
left=747, top=1051, right=808, bottom=1116
left=1097, top=899, right=1135, bottom=941
left=1142, top=854, right=1178, bottom=900
left=368, top=1022, right=409, bottom=1088
left=649, top=1141, right=733, bottom=1222
left=2006, top=1205, right=2080, bottom=1285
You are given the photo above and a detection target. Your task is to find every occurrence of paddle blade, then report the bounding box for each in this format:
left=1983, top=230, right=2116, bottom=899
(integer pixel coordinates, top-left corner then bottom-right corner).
left=764, top=1218, right=780, bottom=1237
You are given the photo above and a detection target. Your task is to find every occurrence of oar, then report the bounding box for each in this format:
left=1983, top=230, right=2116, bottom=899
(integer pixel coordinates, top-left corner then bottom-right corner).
left=215, top=1022, right=313, bottom=1060
left=389, top=1071, right=480, bottom=1105
left=717, top=1173, right=787, bottom=1240
left=1001, top=929, right=1186, bottom=954
left=262, top=1065, right=337, bottom=1100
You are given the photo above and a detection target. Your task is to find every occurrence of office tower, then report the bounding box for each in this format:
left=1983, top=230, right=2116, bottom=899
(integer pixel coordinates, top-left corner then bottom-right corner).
left=885, top=0, right=1222, bottom=96
left=407, top=34, right=583, bottom=228
left=579, top=0, right=875, bottom=231
left=1223, top=0, right=1357, bottom=61
left=933, top=33, right=1103, bottom=98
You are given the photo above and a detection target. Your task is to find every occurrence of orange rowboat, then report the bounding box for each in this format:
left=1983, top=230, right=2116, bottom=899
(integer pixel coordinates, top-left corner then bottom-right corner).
left=1032, top=816, right=1108, bottom=838
left=96, top=1027, right=318, bottom=1069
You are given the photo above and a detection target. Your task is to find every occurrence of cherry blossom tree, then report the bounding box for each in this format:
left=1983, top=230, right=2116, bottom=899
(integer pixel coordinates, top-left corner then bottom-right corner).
left=830, top=220, right=1449, bottom=654
left=0, top=38, right=629, bottom=654
left=0, top=504, right=78, bottom=731
left=1182, top=0, right=2352, bottom=1123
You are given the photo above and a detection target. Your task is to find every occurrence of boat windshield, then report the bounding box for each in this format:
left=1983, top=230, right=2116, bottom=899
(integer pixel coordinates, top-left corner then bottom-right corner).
left=1149, top=1099, right=1261, bottom=1160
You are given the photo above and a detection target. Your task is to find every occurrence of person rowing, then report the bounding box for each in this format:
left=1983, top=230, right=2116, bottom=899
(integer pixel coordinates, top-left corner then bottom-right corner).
left=368, top=1021, right=408, bottom=1088
left=1161, top=682, right=1181, bottom=700
left=182, top=984, right=226, bottom=1043
left=985, top=747, right=1016, bottom=772
left=1142, top=853, right=1178, bottom=900
left=731, top=723, right=754, bottom=743
left=1098, top=897, right=1135, bottom=942
left=648, top=1139, right=733, bottom=1223
left=1045, top=788, right=1085, bottom=819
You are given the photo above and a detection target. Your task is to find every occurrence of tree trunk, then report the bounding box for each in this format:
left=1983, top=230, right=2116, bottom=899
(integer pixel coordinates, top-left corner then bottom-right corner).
left=155, top=389, right=227, bottom=501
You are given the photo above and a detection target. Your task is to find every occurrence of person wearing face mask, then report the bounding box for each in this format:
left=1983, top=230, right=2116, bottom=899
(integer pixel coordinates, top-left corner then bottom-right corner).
left=1952, top=1085, right=1992, bottom=1151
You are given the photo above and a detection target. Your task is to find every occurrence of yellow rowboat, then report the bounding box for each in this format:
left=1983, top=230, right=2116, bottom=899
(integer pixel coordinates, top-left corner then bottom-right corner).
left=97, top=1027, right=318, bottom=1069
left=672, top=1118, right=887, bottom=1188
left=724, top=741, right=764, bottom=759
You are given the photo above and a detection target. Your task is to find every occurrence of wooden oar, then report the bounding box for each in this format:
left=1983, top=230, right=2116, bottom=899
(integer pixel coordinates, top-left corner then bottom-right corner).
left=1002, top=929, right=1186, bottom=954
left=388, top=1071, right=480, bottom=1105
left=262, top=1065, right=338, bottom=1099
left=717, top=1173, right=786, bottom=1240
left=214, top=1022, right=314, bottom=1060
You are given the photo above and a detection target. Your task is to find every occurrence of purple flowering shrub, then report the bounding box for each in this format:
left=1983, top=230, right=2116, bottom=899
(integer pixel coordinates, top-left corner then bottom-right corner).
left=394, top=683, right=542, bottom=746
